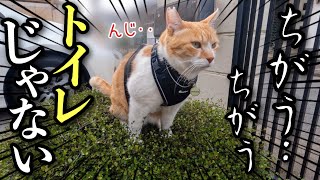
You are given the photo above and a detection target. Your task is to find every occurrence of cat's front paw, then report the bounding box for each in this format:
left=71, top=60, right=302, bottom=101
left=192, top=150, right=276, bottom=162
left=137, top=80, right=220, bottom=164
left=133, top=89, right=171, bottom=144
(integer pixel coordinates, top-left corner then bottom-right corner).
left=130, top=134, right=143, bottom=144
left=163, top=128, right=173, bottom=138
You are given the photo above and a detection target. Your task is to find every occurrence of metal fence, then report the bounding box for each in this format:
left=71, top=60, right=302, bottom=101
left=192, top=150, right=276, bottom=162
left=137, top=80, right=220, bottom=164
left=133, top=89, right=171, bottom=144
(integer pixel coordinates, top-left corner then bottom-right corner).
left=228, top=0, right=320, bottom=179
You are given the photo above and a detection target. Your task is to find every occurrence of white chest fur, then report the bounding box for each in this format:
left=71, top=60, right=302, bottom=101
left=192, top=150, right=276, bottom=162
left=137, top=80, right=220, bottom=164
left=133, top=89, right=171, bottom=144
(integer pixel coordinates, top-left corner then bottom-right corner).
left=126, top=50, right=185, bottom=136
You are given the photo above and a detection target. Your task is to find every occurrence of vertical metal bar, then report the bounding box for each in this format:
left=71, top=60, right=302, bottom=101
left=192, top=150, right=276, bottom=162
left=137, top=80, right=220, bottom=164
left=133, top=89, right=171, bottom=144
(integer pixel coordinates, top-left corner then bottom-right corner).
left=313, top=96, right=320, bottom=180
left=286, top=0, right=314, bottom=178
left=255, top=0, right=275, bottom=106
left=197, top=0, right=213, bottom=21
left=193, top=0, right=203, bottom=19
left=260, top=0, right=286, bottom=156
left=300, top=17, right=320, bottom=178
left=247, top=1, right=266, bottom=167
left=274, top=0, right=301, bottom=175
left=228, top=0, right=245, bottom=107
left=248, top=0, right=265, bottom=109
left=237, top=0, right=252, bottom=110
left=242, top=0, right=258, bottom=91
left=240, top=1, right=257, bottom=111
left=254, top=0, right=276, bottom=150
left=265, top=0, right=287, bottom=155
left=177, top=0, right=181, bottom=11
left=186, top=0, right=190, bottom=7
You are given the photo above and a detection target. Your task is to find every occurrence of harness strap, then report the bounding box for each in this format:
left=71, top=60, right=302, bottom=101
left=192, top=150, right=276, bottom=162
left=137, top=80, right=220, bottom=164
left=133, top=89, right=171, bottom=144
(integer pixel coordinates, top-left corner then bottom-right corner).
left=124, top=44, right=146, bottom=105
left=151, top=44, right=198, bottom=106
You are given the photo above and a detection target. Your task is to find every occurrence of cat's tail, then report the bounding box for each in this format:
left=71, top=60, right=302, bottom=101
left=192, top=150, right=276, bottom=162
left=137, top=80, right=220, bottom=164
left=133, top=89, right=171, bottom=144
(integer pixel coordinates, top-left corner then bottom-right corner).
left=89, top=76, right=112, bottom=97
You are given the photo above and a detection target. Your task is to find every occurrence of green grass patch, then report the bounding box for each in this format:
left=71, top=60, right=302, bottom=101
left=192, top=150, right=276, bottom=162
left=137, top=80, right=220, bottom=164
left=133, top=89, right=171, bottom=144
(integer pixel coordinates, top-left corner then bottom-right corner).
left=0, top=90, right=273, bottom=179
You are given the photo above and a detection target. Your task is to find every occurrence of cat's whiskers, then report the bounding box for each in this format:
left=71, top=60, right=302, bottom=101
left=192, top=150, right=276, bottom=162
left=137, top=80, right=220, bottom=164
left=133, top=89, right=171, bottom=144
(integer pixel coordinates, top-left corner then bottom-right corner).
left=177, top=65, right=194, bottom=83
left=182, top=66, right=198, bottom=84
left=174, top=65, right=195, bottom=93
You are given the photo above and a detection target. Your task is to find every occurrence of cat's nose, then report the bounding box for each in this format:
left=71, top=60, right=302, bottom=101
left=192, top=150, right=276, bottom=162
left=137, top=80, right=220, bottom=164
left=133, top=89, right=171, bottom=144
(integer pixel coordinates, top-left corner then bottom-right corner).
left=207, top=57, right=214, bottom=63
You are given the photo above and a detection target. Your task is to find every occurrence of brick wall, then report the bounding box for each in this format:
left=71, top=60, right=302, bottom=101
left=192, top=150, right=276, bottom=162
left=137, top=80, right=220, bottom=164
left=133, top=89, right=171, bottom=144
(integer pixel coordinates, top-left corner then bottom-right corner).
left=1, top=0, right=64, bottom=23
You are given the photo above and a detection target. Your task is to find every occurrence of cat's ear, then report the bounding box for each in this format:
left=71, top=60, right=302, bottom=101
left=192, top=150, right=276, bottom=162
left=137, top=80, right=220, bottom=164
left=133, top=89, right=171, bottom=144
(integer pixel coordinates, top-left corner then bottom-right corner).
left=166, top=7, right=183, bottom=35
left=201, top=9, right=219, bottom=27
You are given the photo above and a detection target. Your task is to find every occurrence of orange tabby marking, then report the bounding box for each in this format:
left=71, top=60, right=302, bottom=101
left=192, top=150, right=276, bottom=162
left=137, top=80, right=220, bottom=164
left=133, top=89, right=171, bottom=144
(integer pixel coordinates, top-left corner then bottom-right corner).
left=142, top=45, right=152, bottom=57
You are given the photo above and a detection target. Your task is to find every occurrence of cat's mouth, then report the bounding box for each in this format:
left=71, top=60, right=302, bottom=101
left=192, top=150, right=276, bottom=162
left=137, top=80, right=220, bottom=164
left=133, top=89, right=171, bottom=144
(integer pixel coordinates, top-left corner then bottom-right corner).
left=198, top=63, right=211, bottom=69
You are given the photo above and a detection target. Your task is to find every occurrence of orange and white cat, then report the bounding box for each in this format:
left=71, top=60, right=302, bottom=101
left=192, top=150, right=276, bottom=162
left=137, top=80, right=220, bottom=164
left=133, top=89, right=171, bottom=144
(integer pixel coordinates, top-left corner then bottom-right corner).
left=90, top=7, right=219, bottom=136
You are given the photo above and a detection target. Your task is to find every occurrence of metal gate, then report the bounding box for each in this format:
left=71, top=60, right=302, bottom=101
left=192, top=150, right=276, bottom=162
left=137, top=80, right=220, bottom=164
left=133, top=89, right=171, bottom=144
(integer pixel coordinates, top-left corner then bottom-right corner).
left=228, top=0, right=320, bottom=179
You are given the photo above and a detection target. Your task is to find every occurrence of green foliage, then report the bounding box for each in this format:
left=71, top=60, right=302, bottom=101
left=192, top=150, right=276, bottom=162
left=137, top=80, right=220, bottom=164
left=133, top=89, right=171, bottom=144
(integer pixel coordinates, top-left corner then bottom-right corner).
left=0, top=90, right=273, bottom=179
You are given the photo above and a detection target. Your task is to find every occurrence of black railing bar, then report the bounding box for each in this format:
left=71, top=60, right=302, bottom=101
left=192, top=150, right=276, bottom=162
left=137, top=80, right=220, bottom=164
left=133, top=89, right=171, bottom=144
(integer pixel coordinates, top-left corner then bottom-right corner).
left=198, top=0, right=209, bottom=18
left=242, top=0, right=258, bottom=110
left=177, top=0, right=181, bottom=11
left=250, top=132, right=319, bottom=168
left=254, top=0, right=276, bottom=104
left=289, top=9, right=320, bottom=28
left=260, top=96, right=320, bottom=103
left=260, top=32, right=320, bottom=57
left=283, top=0, right=314, bottom=177
left=192, top=0, right=203, bottom=19
left=262, top=86, right=320, bottom=90
left=258, top=120, right=320, bottom=147
left=258, top=26, right=320, bottom=50
left=237, top=0, right=252, bottom=110
left=254, top=48, right=320, bottom=69
left=255, top=0, right=270, bottom=13
left=247, top=0, right=266, bottom=115
left=273, top=0, right=301, bottom=174
left=295, top=15, right=320, bottom=178
left=262, top=110, right=320, bottom=119
left=261, top=126, right=320, bottom=160
left=227, top=0, right=245, bottom=107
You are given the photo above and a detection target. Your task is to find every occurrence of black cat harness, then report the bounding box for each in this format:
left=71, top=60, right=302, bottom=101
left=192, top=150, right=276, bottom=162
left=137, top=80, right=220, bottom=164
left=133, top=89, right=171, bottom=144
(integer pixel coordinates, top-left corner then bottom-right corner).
left=124, top=44, right=197, bottom=106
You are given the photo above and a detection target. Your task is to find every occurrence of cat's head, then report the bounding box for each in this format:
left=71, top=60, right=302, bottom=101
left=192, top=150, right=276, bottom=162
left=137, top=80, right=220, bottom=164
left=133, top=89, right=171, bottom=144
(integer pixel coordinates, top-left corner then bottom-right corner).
left=159, top=7, right=219, bottom=78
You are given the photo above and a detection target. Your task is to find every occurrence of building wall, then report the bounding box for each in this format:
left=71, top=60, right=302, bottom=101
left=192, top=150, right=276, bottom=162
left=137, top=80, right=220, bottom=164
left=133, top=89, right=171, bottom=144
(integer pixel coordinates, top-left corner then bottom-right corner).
left=1, top=0, right=64, bottom=23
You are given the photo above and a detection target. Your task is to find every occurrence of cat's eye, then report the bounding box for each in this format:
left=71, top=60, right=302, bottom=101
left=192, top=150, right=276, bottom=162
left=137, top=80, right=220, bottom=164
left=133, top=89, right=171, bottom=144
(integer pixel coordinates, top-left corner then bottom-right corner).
left=212, top=43, right=217, bottom=49
left=192, top=42, right=201, bottom=49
